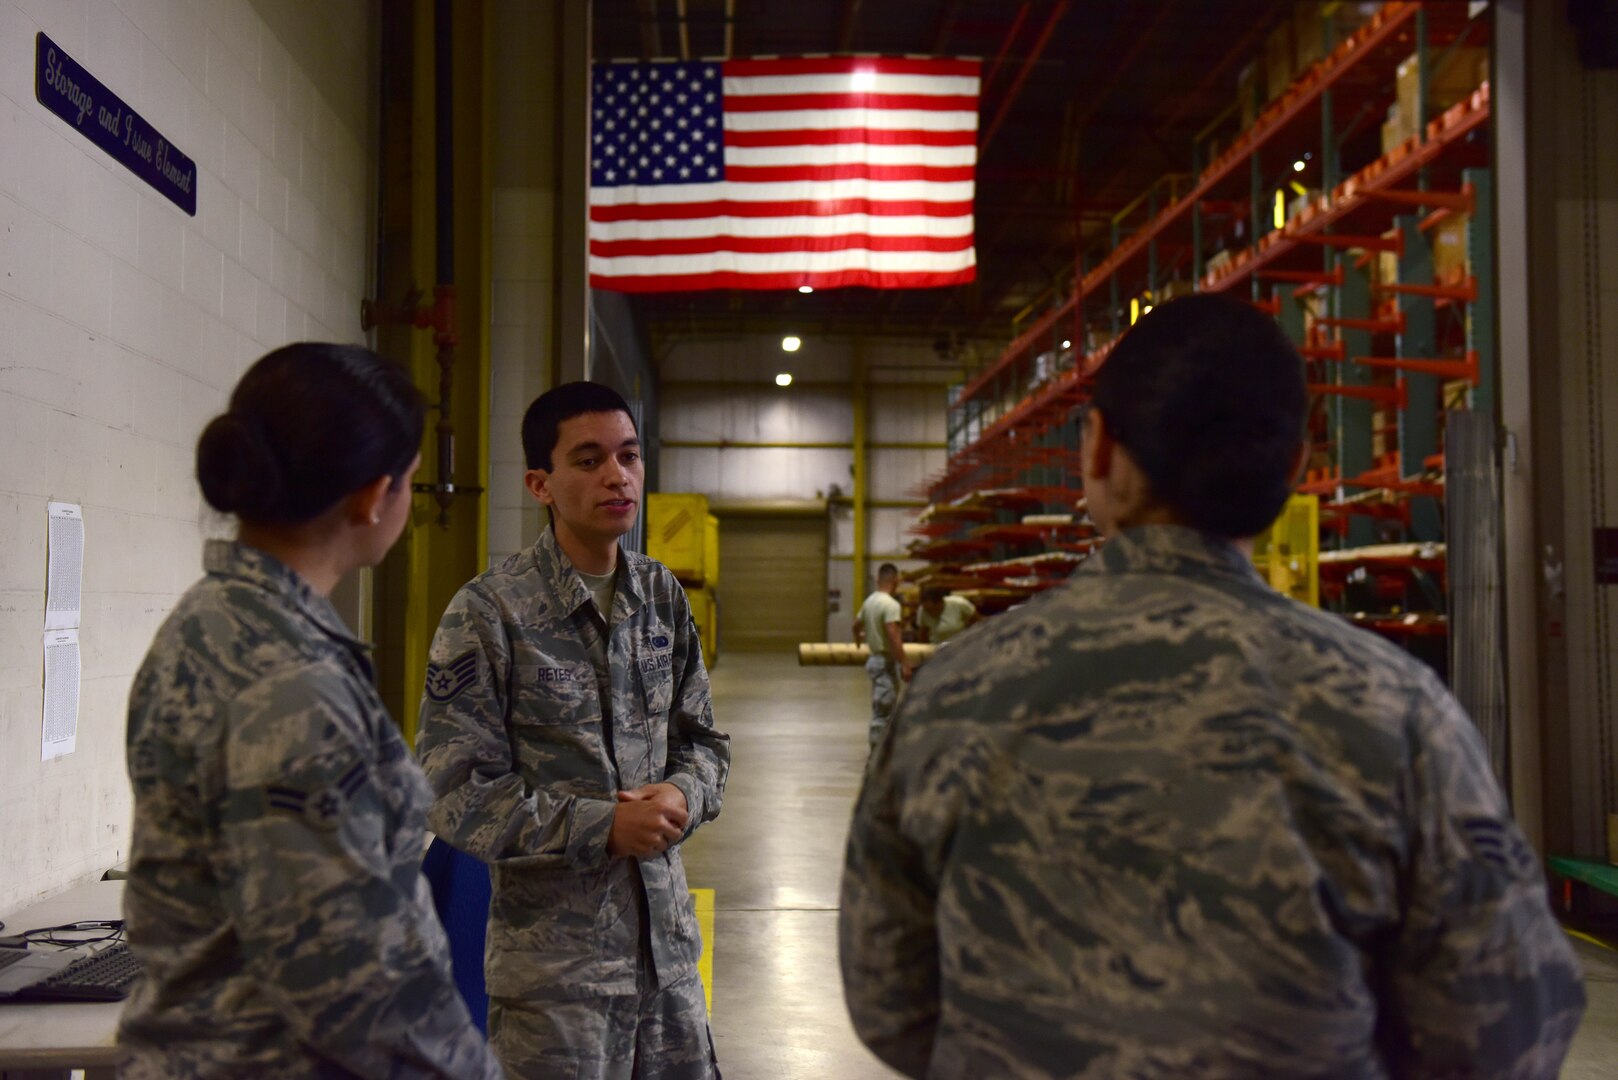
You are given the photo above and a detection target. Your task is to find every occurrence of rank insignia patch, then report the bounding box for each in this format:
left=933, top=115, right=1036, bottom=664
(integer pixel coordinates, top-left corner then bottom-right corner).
left=266, top=761, right=367, bottom=831
left=426, top=650, right=479, bottom=704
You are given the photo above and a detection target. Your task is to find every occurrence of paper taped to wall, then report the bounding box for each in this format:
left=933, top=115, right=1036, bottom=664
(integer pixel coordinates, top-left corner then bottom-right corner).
left=42, top=629, right=79, bottom=761
left=45, top=502, right=83, bottom=631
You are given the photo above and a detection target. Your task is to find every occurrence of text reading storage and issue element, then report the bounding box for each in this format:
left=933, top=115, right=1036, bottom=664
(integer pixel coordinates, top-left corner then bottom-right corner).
left=34, top=32, right=197, bottom=216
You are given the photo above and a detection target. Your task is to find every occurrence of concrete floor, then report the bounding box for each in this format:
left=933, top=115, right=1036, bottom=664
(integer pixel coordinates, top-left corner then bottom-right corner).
left=680, top=652, right=897, bottom=1079
left=685, top=653, right=1618, bottom=1080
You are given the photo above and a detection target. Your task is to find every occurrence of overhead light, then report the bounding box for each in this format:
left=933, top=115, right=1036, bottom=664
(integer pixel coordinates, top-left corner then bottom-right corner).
left=1293, top=159, right=1307, bottom=172
left=1143, top=305, right=1153, bottom=315
left=1130, top=298, right=1141, bottom=325
left=852, top=70, right=876, bottom=91
left=1061, top=339, right=1072, bottom=349
left=781, top=335, right=802, bottom=352
left=775, top=372, right=793, bottom=387
left=798, top=285, right=814, bottom=294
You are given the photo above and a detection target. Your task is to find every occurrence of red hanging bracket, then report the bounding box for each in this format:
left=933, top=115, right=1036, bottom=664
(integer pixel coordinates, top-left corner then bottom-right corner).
left=1309, top=380, right=1409, bottom=409
left=1350, top=351, right=1480, bottom=385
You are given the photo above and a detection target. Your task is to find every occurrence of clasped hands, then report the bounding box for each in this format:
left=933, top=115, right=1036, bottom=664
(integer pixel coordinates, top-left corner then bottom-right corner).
left=607, top=782, right=689, bottom=859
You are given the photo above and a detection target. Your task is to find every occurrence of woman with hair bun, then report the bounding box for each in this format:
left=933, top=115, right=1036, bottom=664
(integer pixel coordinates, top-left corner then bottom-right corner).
left=841, top=294, right=1584, bottom=1079
left=119, top=343, right=500, bottom=1078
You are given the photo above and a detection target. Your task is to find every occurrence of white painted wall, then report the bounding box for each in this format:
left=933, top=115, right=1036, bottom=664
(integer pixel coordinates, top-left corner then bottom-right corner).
left=486, top=0, right=557, bottom=566
left=0, top=0, right=376, bottom=914
left=656, top=335, right=955, bottom=644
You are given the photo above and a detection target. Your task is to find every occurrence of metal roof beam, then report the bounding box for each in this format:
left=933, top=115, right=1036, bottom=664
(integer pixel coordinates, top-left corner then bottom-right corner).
left=982, top=1, right=1068, bottom=152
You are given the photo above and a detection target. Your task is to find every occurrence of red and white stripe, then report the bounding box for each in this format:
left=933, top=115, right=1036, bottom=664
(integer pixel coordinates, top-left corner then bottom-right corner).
left=589, top=56, right=979, bottom=293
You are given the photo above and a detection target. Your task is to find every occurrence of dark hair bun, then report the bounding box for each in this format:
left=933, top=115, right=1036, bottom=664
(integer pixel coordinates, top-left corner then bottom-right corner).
left=196, top=413, right=283, bottom=518
left=194, top=343, right=425, bottom=526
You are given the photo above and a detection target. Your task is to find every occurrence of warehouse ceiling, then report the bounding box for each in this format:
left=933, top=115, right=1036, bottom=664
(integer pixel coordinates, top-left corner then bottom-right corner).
left=598, top=2, right=1488, bottom=362
left=590, top=0, right=1315, bottom=355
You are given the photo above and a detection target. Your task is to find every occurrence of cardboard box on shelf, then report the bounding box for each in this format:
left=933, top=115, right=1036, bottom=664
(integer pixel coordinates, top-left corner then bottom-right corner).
left=1381, top=104, right=1409, bottom=154
left=1442, top=379, right=1471, bottom=411
left=1431, top=212, right=1472, bottom=280
left=1297, top=1, right=1383, bottom=64
left=1159, top=279, right=1196, bottom=302
left=1296, top=4, right=1327, bottom=72
left=1266, top=18, right=1297, bottom=101
left=1288, top=188, right=1322, bottom=222
left=1207, top=249, right=1235, bottom=277
left=1371, top=407, right=1394, bottom=459
left=1238, top=60, right=1261, bottom=131
left=1378, top=248, right=1400, bottom=287
left=1396, top=47, right=1488, bottom=135
left=1375, top=227, right=1401, bottom=286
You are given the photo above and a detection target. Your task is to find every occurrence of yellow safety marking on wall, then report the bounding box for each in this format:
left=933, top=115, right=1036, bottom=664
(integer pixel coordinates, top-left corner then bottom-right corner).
left=690, top=888, right=715, bottom=1014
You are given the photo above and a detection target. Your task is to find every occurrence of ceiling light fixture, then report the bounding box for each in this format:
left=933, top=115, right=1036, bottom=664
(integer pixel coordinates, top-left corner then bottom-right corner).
left=1293, top=159, right=1307, bottom=172
left=1061, top=339, right=1072, bottom=349
left=798, top=285, right=814, bottom=294
left=775, top=372, right=793, bottom=387
left=781, top=335, right=802, bottom=352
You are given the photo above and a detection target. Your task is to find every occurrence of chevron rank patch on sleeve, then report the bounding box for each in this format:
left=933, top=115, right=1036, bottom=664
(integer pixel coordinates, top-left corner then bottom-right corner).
left=265, top=760, right=368, bottom=831
left=425, top=650, right=479, bottom=704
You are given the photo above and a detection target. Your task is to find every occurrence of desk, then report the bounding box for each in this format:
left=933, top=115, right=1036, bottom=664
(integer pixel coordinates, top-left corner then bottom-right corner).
left=0, top=880, right=124, bottom=1079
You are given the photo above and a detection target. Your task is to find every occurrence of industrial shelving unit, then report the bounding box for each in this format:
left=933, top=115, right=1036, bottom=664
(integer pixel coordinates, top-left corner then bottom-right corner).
left=917, top=2, right=1493, bottom=666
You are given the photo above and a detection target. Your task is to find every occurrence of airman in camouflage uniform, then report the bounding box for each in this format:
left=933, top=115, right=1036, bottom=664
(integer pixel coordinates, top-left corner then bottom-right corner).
left=417, top=524, right=729, bottom=1079
left=840, top=525, right=1586, bottom=1080
left=120, top=540, right=501, bottom=1079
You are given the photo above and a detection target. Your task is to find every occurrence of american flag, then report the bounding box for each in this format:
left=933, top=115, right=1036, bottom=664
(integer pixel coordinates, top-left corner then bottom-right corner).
left=588, top=56, right=980, bottom=292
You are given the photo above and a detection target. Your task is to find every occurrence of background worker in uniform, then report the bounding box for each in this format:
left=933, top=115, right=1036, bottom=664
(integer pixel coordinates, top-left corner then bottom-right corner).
left=839, top=295, right=1585, bottom=1079
left=120, top=344, right=501, bottom=1079
left=852, top=563, right=910, bottom=748
left=913, top=586, right=977, bottom=645
left=418, top=382, right=730, bottom=1080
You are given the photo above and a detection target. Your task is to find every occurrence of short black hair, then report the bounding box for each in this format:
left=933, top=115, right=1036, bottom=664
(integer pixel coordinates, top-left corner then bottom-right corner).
left=197, top=343, right=424, bottom=525
left=921, top=586, right=949, bottom=603
left=522, top=382, right=636, bottom=470
left=877, top=563, right=899, bottom=581
left=1090, top=293, right=1307, bottom=538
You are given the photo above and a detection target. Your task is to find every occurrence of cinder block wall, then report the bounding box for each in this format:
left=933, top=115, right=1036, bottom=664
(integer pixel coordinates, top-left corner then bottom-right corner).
left=0, top=0, right=376, bottom=913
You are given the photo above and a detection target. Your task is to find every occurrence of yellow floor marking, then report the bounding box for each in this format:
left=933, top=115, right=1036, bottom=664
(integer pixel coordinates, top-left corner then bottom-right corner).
left=690, top=888, right=715, bottom=1014
left=1566, top=927, right=1617, bottom=952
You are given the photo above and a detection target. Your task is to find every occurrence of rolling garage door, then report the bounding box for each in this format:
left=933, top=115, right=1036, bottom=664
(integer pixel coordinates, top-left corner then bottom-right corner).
left=717, top=514, right=827, bottom=653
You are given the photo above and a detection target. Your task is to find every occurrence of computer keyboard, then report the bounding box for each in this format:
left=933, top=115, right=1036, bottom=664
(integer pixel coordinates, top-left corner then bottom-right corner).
left=20, top=941, right=142, bottom=1002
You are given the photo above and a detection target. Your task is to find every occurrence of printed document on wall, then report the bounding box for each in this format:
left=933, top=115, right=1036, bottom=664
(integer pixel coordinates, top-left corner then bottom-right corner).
left=45, top=502, right=83, bottom=631
left=42, top=629, right=79, bottom=761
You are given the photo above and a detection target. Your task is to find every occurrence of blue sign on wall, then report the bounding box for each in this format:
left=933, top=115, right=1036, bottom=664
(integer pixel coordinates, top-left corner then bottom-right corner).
left=34, top=32, right=197, bottom=216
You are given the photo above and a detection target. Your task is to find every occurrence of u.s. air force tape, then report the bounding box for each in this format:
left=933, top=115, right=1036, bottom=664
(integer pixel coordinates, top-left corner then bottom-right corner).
left=425, top=650, right=479, bottom=704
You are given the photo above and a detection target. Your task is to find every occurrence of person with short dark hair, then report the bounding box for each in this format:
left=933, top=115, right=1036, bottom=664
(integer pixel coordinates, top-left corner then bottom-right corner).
left=840, top=295, right=1585, bottom=1078
left=914, top=586, right=977, bottom=645
left=120, top=344, right=501, bottom=1078
left=853, top=562, right=908, bottom=747
left=418, top=381, right=729, bottom=1079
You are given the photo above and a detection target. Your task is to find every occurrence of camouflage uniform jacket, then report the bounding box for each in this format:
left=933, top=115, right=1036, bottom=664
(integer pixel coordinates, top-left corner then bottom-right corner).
left=840, top=525, right=1586, bottom=1080
left=416, top=527, right=729, bottom=1001
left=120, top=541, right=500, bottom=1079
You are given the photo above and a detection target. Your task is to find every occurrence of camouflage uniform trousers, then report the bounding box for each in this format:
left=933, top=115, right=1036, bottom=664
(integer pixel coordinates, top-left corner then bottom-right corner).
left=489, top=972, right=719, bottom=1080
left=865, top=655, right=899, bottom=748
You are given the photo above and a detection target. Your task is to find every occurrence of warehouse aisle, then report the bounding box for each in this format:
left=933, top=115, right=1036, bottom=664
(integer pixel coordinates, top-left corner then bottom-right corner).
left=679, top=652, right=897, bottom=1079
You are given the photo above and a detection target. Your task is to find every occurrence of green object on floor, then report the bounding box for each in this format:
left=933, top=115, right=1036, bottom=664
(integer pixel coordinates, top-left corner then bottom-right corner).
left=1548, top=856, right=1618, bottom=897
